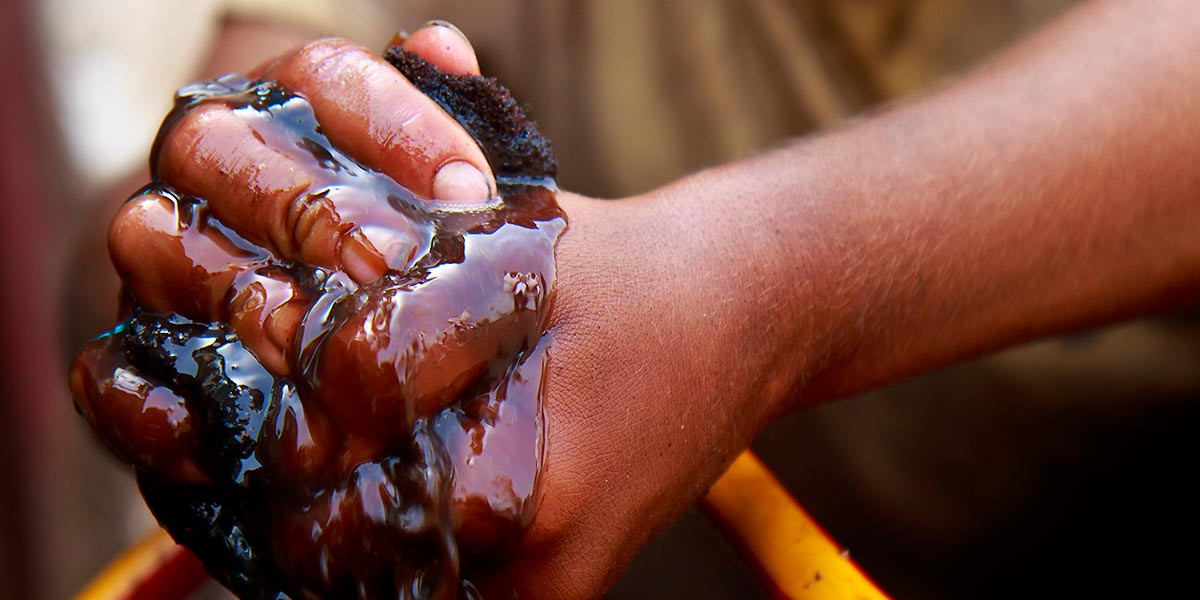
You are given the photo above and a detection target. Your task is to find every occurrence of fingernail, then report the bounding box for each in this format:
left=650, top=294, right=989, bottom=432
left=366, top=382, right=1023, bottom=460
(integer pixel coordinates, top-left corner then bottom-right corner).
left=432, top=160, right=493, bottom=203
left=339, top=232, right=387, bottom=284
left=265, top=298, right=303, bottom=351
left=424, top=20, right=469, bottom=44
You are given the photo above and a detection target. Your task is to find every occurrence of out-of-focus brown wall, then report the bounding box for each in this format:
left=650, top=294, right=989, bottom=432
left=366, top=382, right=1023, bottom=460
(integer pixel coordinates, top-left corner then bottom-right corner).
left=10, top=1, right=1199, bottom=599
left=402, top=0, right=1079, bottom=200
left=0, top=0, right=74, bottom=598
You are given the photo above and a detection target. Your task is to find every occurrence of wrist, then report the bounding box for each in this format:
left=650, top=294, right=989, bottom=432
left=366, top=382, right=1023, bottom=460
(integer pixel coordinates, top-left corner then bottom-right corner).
left=637, top=156, right=844, bottom=418
left=537, top=189, right=797, bottom=562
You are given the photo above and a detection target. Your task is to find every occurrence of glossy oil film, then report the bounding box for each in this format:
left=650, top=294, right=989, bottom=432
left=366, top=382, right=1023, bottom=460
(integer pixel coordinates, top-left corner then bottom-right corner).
left=72, top=49, right=564, bottom=600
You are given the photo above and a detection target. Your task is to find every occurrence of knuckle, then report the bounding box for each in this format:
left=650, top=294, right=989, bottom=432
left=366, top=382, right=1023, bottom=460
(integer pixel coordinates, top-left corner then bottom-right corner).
left=108, top=195, right=170, bottom=263
left=294, top=37, right=361, bottom=72
left=157, top=103, right=226, bottom=172
left=286, top=190, right=334, bottom=250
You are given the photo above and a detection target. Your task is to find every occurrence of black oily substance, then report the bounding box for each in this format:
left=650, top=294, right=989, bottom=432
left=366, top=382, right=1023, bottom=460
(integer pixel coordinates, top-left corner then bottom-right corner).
left=84, top=50, right=563, bottom=599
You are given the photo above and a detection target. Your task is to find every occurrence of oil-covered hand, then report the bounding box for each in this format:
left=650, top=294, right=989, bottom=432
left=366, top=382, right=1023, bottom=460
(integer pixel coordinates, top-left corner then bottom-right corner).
left=73, top=21, right=788, bottom=600
left=75, top=3, right=1200, bottom=598
left=70, top=24, right=566, bottom=599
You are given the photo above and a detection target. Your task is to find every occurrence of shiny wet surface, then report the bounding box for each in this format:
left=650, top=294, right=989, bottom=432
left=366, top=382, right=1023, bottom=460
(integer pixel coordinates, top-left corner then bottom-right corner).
left=71, top=52, right=563, bottom=600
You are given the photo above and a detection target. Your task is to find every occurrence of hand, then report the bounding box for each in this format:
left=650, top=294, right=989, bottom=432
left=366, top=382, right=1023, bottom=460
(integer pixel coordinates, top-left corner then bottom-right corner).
left=72, top=23, right=788, bottom=600
left=75, top=22, right=561, bottom=598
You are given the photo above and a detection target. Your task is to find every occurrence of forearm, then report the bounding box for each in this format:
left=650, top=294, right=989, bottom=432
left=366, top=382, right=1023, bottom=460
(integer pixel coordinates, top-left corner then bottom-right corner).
left=650, top=0, right=1200, bottom=413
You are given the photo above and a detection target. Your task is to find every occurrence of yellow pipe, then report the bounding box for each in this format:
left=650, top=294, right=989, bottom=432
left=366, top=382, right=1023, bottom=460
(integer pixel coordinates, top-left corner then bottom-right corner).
left=700, top=451, right=890, bottom=600
left=74, top=528, right=205, bottom=600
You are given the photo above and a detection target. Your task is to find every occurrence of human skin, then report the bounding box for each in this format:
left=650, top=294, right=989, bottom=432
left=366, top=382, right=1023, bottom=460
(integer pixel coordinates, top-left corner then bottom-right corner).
left=97, top=0, right=1200, bottom=598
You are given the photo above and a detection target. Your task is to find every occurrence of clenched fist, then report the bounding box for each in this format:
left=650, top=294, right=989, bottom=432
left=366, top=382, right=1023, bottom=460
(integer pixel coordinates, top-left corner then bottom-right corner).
left=71, top=25, right=563, bottom=599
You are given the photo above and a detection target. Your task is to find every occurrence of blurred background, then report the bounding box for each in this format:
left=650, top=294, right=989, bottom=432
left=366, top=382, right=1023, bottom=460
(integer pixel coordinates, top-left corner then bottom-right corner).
left=2, top=0, right=1197, bottom=598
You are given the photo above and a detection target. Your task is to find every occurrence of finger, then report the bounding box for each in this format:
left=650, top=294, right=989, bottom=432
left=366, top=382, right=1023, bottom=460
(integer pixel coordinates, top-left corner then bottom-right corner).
left=109, top=192, right=308, bottom=376
left=267, top=455, right=455, bottom=597
left=312, top=220, right=557, bottom=440
left=70, top=334, right=209, bottom=484
left=435, top=339, right=549, bottom=551
left=226, top=267, right=310, bottom=376
left=156, top=101, right=433, bottom=283
left=399, top=21, right=481, bottom=76
left=256, top=381, right=335, bottom=489
left=109, top=191, right=258, bottom=320
left=264, top=38, right=495, bottom=203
